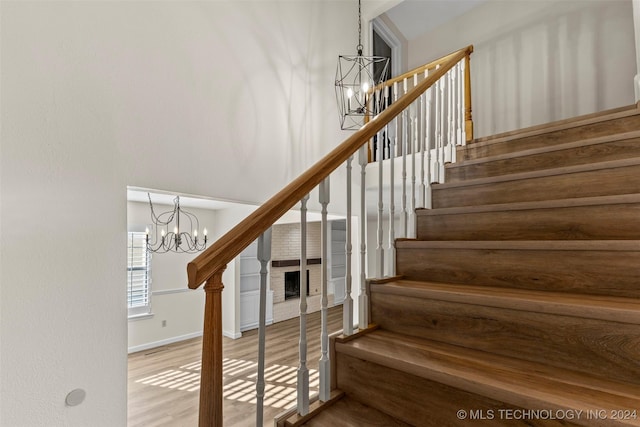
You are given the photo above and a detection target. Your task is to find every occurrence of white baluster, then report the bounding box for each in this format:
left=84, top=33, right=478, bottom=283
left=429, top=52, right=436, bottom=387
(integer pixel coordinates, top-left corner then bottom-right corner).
left=419, top=82, right=426, bottom=209
left=318, top=178, right=330, bottom=402
left=401, top=78, right=408, bottom=238
left=425, top=80, right=433, bottom=208
left=458, top=61, right=465, bottom=146
left=376, top=125, right=384, bottom=278
left=409, top=75, right=418, bottom=238
left=358, top=145, right=368, bottom=329
left=448, top=68, right=456, bottom=164
left=388, top=83, right=398, bottom=277
left=343, top=158, right=353, bottom=336
left=409, top=108, right=416, bottom=238
left=433, top=66, right=441, bottom=184
left=454, top=61, right=460, bottom=147
left=439, top=70, right=446, bottom=183
left=297, top=195, right=310, bottom=415
left=255, top=228, right=272, bottom=426
left=450, top=65, right=457, bottom=152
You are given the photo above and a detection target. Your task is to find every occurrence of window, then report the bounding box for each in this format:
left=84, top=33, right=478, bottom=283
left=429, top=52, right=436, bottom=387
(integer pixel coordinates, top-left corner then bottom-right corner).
left=127, top=232, right=151, bottom=317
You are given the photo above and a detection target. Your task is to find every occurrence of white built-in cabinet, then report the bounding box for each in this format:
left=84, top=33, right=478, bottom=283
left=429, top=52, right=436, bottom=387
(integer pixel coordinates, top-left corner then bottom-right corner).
left=239, top=240, right=273, bottom=331
left=329, top=220, right=347, bottom=304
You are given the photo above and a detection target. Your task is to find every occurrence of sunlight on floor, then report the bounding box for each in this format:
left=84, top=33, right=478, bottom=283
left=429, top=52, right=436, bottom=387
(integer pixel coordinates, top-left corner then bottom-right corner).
left=135, top=369, right=201, bottom=392
left=134, top=358, right=319, bottom=408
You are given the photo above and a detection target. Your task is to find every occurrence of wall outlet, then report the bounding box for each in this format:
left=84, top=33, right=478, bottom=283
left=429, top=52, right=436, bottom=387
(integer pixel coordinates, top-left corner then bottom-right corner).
left=161, top=320, right=167, bottom=327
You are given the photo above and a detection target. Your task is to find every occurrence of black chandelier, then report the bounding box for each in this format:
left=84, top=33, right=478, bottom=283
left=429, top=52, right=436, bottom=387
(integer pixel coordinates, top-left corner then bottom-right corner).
left=335, top=0, right=390, bottom=130
left=145, top=193, right=207, bottom=254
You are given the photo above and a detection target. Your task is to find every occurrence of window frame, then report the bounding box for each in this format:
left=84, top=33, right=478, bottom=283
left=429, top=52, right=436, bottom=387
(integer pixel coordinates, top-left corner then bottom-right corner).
left=127, top=231, right=152, bottom=318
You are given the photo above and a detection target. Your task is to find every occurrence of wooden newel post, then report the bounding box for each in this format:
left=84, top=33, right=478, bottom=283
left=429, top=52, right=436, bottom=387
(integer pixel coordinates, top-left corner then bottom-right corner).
left=464, top=51, right=474, bottom=142
left=199, top=267, right=226, bottom=427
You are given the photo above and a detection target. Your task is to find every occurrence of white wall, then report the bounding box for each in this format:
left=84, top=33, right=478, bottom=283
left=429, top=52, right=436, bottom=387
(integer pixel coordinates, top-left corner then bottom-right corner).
left=126, top=201, right=217, bottom=353
left=0, top=1, right=355, bottom=425
left=407, top=0, right=636, bottom=137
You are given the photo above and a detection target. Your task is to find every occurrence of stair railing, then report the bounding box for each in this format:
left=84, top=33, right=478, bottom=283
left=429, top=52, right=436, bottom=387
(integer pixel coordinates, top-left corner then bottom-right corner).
left=187, top=45, right=473, bottom=427
left=368, top=45, right=473, bottom=275
left=368, top=46, right=474, bottom=160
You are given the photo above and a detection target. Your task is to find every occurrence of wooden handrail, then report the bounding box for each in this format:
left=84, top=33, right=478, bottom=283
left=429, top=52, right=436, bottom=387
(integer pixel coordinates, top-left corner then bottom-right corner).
left=191, top=45, right=473, bottom=427
left=187, top=45, right=473, bottom=289
left=375, top=45, right=473, bottom=91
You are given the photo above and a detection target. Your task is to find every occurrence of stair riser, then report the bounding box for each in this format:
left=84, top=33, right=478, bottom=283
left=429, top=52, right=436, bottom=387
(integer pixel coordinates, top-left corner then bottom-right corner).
left=395, top=247, right=640, bottom=298
left=461, top=115, right=640, bottom=161
left=322, top=109, right=640, bottom=427
left=335, top=352, right=580, bottom=427
left=447, top=137, right=640, bottom=183
left=370, top=291, right=640, bottom=386
left=433, top=163, right=640, bottom=208
left=417, top=203, right=640, bottom=241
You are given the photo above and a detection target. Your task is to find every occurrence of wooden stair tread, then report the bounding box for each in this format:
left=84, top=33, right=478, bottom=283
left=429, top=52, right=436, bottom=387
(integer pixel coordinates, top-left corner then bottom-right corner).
left=370, top=279, right=640, bottom=324
left=469, top=103, right=640, bottom=147
left=416, top=193, right=640, bottom=216
left=395, top=239, right=640, bottom=251
left=435, top=157, right=640, bottom=191
left=337, top=330, right=640, bottom=425
left=330, top=107, right=640, bottom=426
left=300, top=395, right=410, bottom=426
left=452, top=130, right=640, bottom=169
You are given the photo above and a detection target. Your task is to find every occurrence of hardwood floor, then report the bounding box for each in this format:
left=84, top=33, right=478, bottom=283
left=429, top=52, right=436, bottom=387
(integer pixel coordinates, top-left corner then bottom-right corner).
left=128, top=306, right=343, bottom=427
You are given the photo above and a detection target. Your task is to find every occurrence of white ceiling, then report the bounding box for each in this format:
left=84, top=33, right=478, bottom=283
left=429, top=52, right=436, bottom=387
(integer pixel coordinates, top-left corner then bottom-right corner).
left=383, top=0, right=486, bottom=41
left=127, top=188, right=241, bottom=210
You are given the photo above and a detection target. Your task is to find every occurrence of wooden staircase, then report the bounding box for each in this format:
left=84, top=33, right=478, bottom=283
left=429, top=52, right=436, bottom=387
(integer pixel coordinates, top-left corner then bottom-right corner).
left=281, top=104, right=640, bottom=426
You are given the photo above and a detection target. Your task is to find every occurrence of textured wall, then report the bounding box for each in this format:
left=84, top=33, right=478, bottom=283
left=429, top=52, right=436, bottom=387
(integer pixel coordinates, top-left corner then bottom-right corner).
left=0, top=1, right=354, bottom=425
left=408, top=0, right=636, bottom=137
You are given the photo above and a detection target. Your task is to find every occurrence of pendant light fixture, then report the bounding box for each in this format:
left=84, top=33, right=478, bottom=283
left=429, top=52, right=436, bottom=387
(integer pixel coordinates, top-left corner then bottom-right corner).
left=145, top=193, right=207, bottom=254
left=335, top=0, right=390, bottom=130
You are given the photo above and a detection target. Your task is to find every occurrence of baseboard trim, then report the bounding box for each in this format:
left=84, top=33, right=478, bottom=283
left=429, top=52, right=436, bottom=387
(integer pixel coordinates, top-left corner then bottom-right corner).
left=224, top=330, right=243, bottom=339
left=240, top=319, right=274, bottom=332
left=128, top=331, right=203, bottom=354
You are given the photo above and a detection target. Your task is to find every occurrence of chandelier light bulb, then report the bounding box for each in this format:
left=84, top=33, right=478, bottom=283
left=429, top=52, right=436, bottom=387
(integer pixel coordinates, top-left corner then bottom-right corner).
left=174, top=226, right=178, bottom=235
left=145, top=227, right=149, bottom=235
left=347, top=88, right=354, bottom=98
left=161, top=229, right=166, bottom=237
left=362, top=82, right=369, bottom=93
left=194, top=229, right=198, bottom=237
left=203, top=228, right=208, bottom=236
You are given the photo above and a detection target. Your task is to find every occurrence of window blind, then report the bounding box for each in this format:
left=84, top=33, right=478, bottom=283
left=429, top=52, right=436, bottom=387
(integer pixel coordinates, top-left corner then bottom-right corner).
left=128, top=232, right=151, bottom=316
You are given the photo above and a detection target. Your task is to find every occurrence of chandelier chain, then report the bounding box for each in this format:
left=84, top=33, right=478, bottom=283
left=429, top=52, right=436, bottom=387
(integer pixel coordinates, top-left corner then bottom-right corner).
left=357, top=0, right=363, bottom=53
left=148, top=193, right=176, bottom=226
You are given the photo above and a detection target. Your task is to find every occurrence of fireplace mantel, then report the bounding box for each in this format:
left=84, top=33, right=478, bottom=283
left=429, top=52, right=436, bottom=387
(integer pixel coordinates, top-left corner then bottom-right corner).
left=271, top=258, right=322, bottom=268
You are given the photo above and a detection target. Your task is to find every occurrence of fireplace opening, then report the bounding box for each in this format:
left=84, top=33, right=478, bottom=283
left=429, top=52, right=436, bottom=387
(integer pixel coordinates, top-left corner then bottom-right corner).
left=284, top=270, right=310, bottom=300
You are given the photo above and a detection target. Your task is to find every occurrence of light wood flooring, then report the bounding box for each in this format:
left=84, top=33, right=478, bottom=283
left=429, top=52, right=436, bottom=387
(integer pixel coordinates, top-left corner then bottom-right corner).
left=128, top=306, right=343, bottom=427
